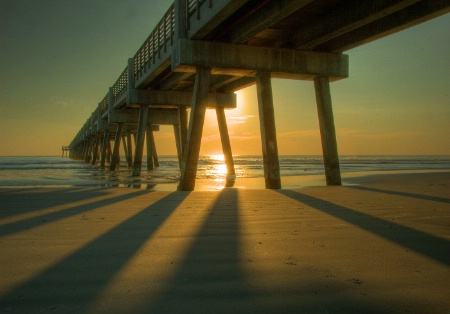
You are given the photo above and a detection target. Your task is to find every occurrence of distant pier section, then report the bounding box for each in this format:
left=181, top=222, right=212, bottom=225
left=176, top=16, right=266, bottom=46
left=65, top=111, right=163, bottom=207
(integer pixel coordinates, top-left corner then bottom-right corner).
left=61, top=146, right=69, bottom=158
left=65, top=0, right=450, bottom=190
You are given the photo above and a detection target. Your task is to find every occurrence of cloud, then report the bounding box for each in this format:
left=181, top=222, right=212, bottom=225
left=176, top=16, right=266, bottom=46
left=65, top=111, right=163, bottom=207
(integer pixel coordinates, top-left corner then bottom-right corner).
left=229, top=132, right=260, bottom=141
left=50, top=97, right=75, bottom=108
left=277, top=129, right=320, bottom=139
left=226, top=114, right=255, bottom=125
left=202, top=134, right=221, bottom=142
left=336, top=128, right=429, bottom=139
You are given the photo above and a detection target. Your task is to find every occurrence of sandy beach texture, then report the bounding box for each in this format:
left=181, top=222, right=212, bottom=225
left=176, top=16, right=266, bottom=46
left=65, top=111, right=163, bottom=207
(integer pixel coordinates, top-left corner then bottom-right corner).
left=0, top=171, right=449, bottom=313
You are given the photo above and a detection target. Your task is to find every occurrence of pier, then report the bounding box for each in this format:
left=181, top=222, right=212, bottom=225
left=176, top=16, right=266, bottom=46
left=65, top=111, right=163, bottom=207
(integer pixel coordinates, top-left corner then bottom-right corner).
left=67, top=0, right=450, bottom=190
left=61, top=146, right=69, bottom=158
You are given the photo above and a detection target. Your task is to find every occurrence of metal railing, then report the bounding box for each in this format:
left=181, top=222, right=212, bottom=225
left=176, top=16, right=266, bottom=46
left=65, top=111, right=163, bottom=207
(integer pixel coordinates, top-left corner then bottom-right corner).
left=134, top=4, right=175, bottom=82
left=187, top=0, right=212, bottom=28
left=92, top=107, right=99, bottom=124
left=111, top=67, right=128, bottom=103
left=99, top=93, right=109, bottom=116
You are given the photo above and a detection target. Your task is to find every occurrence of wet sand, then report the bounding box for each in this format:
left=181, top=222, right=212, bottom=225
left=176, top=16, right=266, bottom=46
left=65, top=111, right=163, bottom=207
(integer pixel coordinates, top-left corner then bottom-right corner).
left=0, top=171, right=449, bottom=313
left=152, top=169, right=450, bottom=191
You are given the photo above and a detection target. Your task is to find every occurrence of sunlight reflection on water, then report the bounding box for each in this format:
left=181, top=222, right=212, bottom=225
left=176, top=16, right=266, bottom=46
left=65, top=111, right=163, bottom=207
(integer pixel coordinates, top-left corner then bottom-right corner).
left=1, top=155, right=449, bottom=190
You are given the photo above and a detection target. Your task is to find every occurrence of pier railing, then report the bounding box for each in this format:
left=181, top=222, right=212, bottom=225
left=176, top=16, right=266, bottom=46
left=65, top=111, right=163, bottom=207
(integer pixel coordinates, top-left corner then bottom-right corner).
left=99, top=94, right=109, bottom=117
left=112, top=67, right=128, bottom=104
left=72, top=0, right=219, bottom=147
left=187, top=0, right=211, bottom=24
left=92, top=107, right=99, bottom=127
left=134, top=4, right=175, bottom=82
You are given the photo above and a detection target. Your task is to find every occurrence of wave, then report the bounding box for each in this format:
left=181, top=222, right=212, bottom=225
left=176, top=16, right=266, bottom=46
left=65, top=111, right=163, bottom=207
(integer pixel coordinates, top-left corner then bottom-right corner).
left=0, top=155, right=449, bottom=187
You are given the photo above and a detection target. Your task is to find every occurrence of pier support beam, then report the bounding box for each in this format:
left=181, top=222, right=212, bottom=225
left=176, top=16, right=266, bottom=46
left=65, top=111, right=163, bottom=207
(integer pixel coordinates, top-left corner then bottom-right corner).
left=146, top=125, right=155, bottom=171
left=178, top=67, right=211, bottom=191
left=256, top=71, right=281, bottom=189
left=174, top=107, right=188, bottom=168
left=121, top=136, right=128, bottom=166
left=82, top=141, right=87, bottom=161
left=216, top=106, right=236, bottom=183
left=314, top=76, right=342, bottom=186
left=126, top=131, right=133, bottom=167
left=107, top=140, right=112, bottom=163
left=100, top=131, right=109, bottom=167
left=174, top=124, right=182, bottom=168
left=84, top=139, right=92, bottom=163
left=110, top=123, right=124, bottom=171
left=152, top=135, right=159, bottom=167
left=91, top=135, right=100, bottom=165
left=132, top=105, right=149, bottom=176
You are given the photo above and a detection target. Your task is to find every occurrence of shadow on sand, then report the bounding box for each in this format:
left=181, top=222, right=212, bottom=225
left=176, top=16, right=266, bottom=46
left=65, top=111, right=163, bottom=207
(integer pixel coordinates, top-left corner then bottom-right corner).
left=277, top=189, right=450, bottom=267
left=0, top=189, right=148, bottom=237
left=0, top=191, right=189, bottom=313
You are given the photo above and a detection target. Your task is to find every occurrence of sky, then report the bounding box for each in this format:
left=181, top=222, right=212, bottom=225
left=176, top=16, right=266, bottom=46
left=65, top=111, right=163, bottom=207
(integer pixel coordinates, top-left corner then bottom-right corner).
left=0, top=0, right=449, bottom=157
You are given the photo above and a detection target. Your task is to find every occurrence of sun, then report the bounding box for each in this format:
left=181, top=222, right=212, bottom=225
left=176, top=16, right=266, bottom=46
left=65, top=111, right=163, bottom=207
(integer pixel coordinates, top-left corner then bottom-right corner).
left=208, top=154, right=225, bottom=162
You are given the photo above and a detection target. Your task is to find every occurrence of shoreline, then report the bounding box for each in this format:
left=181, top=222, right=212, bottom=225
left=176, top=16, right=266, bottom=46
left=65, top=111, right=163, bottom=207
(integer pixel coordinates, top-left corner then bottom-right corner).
left=1, top=169, right=448, bottom=191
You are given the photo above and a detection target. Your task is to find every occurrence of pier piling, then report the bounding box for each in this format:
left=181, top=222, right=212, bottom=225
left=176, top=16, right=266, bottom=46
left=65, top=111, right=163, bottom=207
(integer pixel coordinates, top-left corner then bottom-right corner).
left=132, top=106, right=149, bottom=176
left=314, top=76, right=342, bottom=186
left=216, top=106, right=235, bottom=183
left=110, top=123, right=124, bottom=171
left=256, top=71, right=281, bottom=189
left=178, top=67, right=211, bottom=191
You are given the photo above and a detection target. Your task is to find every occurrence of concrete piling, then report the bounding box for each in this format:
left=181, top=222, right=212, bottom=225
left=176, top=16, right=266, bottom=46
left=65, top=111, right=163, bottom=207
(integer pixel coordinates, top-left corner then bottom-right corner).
left=314, top=76, right=342, bottom=186
left=132, top=106, right=149, bottom=176
left=91, top=135, right=100, bottom=165
left=216, top=106, right=235, bottom=184
left=100, top=131, right=109, bottom=167
left=110, top=123, right=124, bottom=171
left=126, top=131, right=133, bottom=167
left=178, top=67, right=211, bottom=191
left=146, top=125, right=155, bottom=171
left=256, top=71, right=281, bottom=189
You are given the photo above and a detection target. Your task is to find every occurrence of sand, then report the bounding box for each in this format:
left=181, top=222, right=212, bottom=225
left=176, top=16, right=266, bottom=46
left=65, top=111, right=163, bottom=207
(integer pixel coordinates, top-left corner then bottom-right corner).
left=0, top=171, right=449, bottom=313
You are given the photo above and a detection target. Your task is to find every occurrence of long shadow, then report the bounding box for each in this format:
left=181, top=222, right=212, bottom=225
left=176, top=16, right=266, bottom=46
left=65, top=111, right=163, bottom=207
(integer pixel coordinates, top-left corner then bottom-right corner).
left=144, top=188, right=259, bottom=313
left=143, top=189, right=426, bottom=313
left=0, top=187, right=111, bottom=219
left=277, top=190, right=450, bottom=267
left=0, top=189, right=148, bottom=237
left=0, top=192, right=189, bottom=313
left=349, top=186, right=450, bottom=204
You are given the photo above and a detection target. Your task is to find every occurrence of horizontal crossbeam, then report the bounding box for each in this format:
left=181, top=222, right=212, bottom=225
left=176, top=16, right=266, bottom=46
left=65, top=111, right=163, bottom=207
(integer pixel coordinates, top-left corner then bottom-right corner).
left=127, top=89, right=236, bottom=108
left=108, top=107, right=180, bottom=125
left=172, top=39, right=349, bottom=81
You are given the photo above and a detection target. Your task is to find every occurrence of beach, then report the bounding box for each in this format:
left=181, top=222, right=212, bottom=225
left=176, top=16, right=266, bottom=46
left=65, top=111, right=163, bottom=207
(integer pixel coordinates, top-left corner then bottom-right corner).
left=0, top=171, right=449, bottom=313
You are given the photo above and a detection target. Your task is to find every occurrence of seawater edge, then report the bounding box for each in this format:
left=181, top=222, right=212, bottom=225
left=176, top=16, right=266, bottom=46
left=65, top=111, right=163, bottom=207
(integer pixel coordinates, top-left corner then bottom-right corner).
left=0, top=155, right=449, bottom=190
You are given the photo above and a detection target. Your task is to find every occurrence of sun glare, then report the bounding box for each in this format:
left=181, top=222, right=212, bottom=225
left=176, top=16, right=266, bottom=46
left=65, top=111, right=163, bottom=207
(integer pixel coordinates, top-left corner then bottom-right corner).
left=208, top=154, right=225, bottom=162
left=204, top=155, right=228, bottom=179
left=216, top=163, right=228, bottom=176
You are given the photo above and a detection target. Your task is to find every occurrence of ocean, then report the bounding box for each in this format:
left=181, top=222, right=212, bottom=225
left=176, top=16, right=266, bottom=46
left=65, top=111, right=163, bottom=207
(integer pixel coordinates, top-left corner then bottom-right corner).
left=0, top=155, right=449, bottom=190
